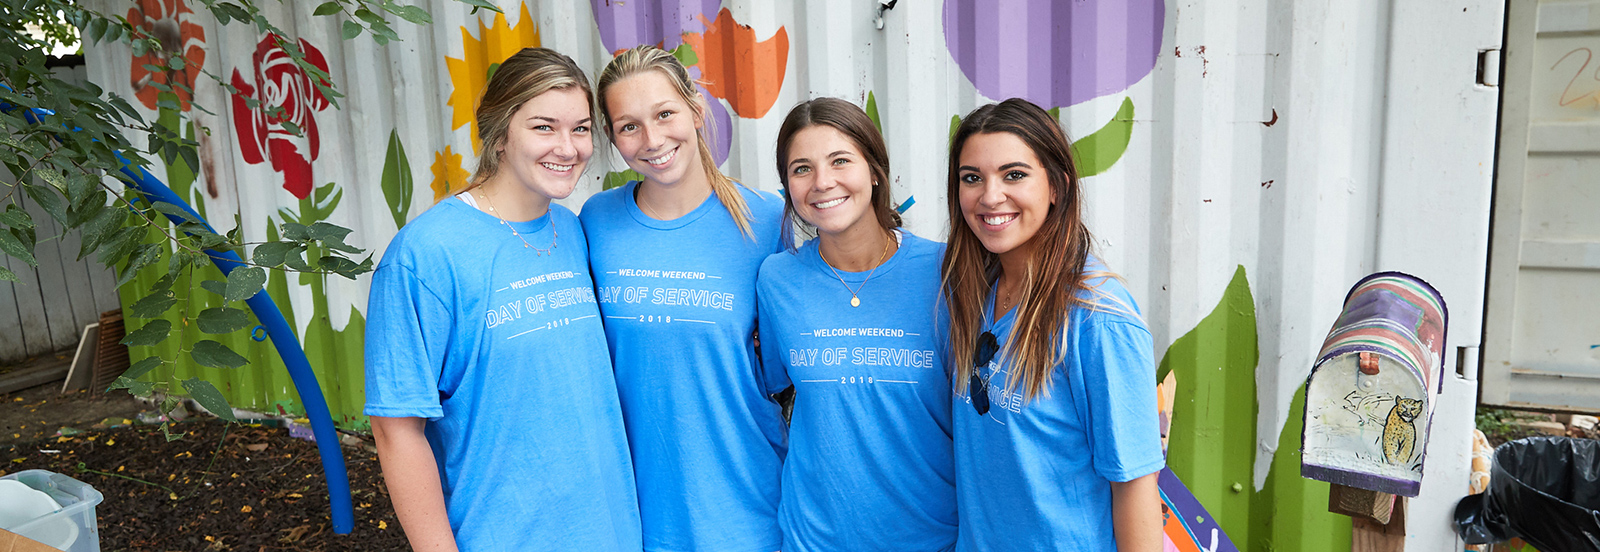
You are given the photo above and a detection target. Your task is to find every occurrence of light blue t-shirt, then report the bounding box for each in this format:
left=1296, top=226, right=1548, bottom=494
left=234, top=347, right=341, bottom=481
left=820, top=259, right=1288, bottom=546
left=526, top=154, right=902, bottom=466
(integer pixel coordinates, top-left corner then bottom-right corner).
left=363, top=199, right=641, bottom=552
left=580, top=181, right=788, bottom=552
left=756, top=232, right=957, bottom=552
left=952, top=271, right=1165, bottom=552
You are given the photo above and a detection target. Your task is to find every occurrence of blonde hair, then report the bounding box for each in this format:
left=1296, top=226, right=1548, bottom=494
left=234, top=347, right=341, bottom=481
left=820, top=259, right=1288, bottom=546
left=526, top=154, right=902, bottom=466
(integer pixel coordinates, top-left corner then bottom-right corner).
left=462, top=47, right=596, bottom=195
left=596, top=45, right=753, bottom=239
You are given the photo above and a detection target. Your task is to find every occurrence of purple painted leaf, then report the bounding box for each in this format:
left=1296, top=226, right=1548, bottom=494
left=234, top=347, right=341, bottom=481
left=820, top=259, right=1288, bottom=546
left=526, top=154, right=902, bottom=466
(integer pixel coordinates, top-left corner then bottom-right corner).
left=700, top=82, right=731, bottom=166
left=590, top=0, right=722, bottom=52
left=943, top=0, right=1165, bottom=107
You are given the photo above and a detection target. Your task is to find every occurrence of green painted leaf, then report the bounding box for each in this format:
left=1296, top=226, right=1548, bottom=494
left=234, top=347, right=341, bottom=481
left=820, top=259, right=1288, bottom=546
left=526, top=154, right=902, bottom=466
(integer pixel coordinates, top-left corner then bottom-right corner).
left=1069, top=96, right=1134, bottom=178
left=380, top=129, right=414, bottom=229
left=182, top=378, right=238, bottom=421
left=122, top=356, right=164, bottom=380
left=121, top=319, right=172, bottom=347
left=127, top=290, right=177, bottom=318
left=602, top=169, right=644, bottom=191
left=191, top=340, right=248, bottom=370
left=865, top=91, right=882, bottom=133
left=224, top=267, right=267, bottom=302
left=670, top=43, right=698, bottom=68
left=949, top=114, right=962, bottom=142
left=0, top=229, right=37, bottom=267
left=312, top=1, right=341, bottom=16
left=197, top=306, right=251, bottom=334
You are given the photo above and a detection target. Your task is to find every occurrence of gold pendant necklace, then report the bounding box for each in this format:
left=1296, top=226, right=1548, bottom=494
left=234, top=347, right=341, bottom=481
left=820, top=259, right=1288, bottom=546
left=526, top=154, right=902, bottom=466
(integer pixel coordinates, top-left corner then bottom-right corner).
left=479, top=190, right=558, bottom=256
left=819, top=232, right=893, bottom=308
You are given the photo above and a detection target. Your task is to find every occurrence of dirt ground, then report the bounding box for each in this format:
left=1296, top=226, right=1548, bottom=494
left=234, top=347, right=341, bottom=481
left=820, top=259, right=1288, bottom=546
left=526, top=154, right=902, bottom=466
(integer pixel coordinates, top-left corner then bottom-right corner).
left=1, top=354, right=404, bottom=552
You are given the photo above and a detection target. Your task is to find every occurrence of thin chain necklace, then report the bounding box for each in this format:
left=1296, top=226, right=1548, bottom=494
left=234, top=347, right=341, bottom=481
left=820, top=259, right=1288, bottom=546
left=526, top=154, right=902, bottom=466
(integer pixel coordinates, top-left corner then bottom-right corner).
left=478, top=189, right=557, bottom=256
left=818, top=232, right=894, bottom=308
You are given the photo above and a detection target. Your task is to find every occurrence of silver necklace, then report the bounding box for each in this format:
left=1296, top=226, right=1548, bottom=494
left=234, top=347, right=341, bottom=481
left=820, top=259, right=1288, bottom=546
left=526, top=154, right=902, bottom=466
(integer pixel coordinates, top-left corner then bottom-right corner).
left=478, top=189, right=557, bottom=256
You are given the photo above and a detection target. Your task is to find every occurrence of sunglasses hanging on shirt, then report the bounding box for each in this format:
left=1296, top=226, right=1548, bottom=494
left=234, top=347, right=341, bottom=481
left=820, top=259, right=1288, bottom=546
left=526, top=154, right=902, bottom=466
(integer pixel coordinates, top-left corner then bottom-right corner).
left=969, top=331, right=999, bottom=415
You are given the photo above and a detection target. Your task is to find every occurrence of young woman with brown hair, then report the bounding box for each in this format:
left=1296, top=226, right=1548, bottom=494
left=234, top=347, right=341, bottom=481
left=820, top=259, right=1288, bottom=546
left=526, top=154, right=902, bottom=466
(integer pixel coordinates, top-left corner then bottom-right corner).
left=756, top=97, right=957, bottom=551
left=364, top=48, right=640, bottom=551
left=580, top=45, right=787, bottom=552
left=943, top=98, right=1164, bottom=551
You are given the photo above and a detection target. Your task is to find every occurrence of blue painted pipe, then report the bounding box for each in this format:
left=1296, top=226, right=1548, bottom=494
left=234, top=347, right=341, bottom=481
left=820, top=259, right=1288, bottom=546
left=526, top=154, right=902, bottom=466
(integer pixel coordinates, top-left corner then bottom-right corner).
left=6, top=98, right=354, bottom=534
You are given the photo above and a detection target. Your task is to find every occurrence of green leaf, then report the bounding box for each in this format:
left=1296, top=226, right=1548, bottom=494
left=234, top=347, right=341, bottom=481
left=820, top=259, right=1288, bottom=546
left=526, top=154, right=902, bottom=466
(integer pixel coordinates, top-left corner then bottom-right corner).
left=280, top=120, right=301, bottom=135
left=190, top=341, right=249, bottom=370
left=380, top=129, right=414, bottom=229
left=313, top=1, right=342, bottom=16
left=389, top=4, right=432, bottom=24
left=251, top=241, right=297, bottom=267
left=95, top=227, right=145, bottom=265
left=127, top=289, right=177, bottom=318
left=199, top=279, right=227, bottom=297
left=0, top=205, right=33, bottom=230
left=117, top=243, right=164, bottom=288
left=317, top=255, right=363, bottom=279
left=281, top=222, right=311, bottom=241
left=109, top=376, right=156, bottom=397
left=353, top=7, right=384, bottom=26
left=0, top=229, right=38, bottom=267
left=123, top=356, right=164, bottom=380
left=1069, top=97, right=1135, bottom=178
left=602, top=169, right=644, bottom=191
left=121, top=319, right=172, bottom=347
left=182, top=378, right=239, bottom=421
left=150, top=201, right=202, bottom=225
left=0, top=265, right=15, bottom=283
left=342, top=20, right=363, bottom=40
left=865, top=91, right=881, bottom=133
left=457, top=0, right=503, bottom=15
left=197, top=306, right=250, bottom=334
left=307, top=221, right=353, bottom=244
left=25, top=184, right=67, bottom=225
left=224, top=266, right=267, bottom=302
left=67, top=173, right=98, bottom=208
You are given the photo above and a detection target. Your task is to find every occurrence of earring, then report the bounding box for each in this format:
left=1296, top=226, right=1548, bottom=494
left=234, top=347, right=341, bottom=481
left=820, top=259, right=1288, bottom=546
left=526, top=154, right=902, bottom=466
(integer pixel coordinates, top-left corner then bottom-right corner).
left=873, top=181, right=879, bottom=187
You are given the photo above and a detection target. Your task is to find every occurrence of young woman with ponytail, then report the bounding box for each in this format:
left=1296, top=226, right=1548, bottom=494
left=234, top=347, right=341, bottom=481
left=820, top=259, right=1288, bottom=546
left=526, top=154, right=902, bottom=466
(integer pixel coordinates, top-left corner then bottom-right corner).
left=942, top=98, right=1164, bottom=551
left=364, top=48, right=640, bottom=551
left=580, top=45, right=787, bottom=552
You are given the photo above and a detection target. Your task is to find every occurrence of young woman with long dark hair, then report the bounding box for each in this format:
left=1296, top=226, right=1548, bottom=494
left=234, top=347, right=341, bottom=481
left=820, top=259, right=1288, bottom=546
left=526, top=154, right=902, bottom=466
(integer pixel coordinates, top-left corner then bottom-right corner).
left=942, top=98, right=1164, bottom=551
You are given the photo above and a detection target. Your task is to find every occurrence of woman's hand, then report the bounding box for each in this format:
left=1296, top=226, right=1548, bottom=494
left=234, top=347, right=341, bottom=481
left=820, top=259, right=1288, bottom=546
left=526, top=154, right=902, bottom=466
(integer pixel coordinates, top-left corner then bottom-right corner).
left=1110, top=471, right=1163, bottom=552
left=371, top=416, right=459, bottom=552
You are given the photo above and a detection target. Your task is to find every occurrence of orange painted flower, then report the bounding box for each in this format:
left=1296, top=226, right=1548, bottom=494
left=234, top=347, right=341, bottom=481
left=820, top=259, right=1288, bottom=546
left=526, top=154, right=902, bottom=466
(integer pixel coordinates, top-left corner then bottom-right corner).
left=684, top=8, right=788, bottom=119
left=430, top=146, right=471, bottom=201
left=444, top=3, right=541, bottom=154
left=127, top=0, right=207, bottom=111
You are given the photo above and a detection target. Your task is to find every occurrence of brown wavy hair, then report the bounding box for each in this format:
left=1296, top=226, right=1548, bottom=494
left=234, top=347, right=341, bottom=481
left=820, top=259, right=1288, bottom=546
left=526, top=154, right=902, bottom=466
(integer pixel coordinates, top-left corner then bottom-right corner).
left=462, top=47, right=595, bottom=195
left=941, top=98, right=1121, bottom=402
left=596, top=45, right=754, bottom=239
left=773, top=97, right=901, bottom=249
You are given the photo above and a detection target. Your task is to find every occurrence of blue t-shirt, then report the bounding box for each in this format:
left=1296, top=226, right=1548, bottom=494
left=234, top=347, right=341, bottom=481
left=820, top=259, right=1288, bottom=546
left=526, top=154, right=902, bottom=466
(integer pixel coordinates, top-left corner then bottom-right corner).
left=952, top=271, right=1165, bottom=552
left=364, top=199, right=641, bottom=552
left=579, top=181, right=788, bottom=552
left=756, top=232, right=957, bottom=552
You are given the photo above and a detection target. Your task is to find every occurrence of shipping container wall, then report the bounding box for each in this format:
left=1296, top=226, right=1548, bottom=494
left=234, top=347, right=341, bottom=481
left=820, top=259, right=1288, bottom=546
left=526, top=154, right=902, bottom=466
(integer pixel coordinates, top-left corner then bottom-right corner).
left=82, top=0, right=1502, bottom=548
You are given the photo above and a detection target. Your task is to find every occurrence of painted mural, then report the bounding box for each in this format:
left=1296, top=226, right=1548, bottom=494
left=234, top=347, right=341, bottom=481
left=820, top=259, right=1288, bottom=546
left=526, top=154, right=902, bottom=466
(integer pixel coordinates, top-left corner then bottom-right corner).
left=1302, top=273, right=1448, bottom=497
left=102, top=2, right=1365, bottom=545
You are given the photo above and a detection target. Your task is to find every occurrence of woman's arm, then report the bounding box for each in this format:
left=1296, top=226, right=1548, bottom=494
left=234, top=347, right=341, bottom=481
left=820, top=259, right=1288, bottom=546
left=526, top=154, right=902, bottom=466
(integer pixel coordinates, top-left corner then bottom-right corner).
left=1110, top=471, right=1163, bottom=552
left=370, top=416, right=458, bottom=552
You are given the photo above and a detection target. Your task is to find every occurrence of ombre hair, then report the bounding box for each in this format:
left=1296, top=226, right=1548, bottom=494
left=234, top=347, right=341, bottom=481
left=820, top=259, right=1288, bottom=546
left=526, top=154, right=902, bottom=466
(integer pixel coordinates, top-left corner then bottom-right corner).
left=596, top=45, right=754, bottom=239
left=462, top=47, right=596, bottom=195
left=773, top=97, right=901, bottom=250
left=941, top=98, right=1130, bottom=402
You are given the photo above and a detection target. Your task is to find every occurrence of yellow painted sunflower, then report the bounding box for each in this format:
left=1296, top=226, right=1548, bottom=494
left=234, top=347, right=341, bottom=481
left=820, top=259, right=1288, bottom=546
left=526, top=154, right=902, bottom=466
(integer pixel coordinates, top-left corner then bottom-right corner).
left=444, top=2, right=541, bottom=154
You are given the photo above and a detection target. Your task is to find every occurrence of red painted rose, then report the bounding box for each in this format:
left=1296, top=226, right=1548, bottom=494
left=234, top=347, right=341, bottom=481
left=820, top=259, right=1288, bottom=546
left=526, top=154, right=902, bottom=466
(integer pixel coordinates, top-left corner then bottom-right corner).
left=229, top=34, right=331, bottom=200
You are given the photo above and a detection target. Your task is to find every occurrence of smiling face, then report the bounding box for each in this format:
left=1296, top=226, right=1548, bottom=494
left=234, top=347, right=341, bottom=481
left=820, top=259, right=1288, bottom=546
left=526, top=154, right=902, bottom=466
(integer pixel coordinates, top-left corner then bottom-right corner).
left=957, top=131, right=1057, bottom=264
left=490, top=86, right=594, bottom=204
left=604, top=70, right=706, bottom=189
left=784, top=125, right=880, bottom=237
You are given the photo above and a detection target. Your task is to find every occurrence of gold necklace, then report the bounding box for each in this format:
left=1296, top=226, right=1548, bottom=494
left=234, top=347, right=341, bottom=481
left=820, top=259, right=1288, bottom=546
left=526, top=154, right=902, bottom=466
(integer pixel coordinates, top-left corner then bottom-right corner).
left=478, top=189, right=557, bottom=256
left=818, top=232, right=893, bottom=308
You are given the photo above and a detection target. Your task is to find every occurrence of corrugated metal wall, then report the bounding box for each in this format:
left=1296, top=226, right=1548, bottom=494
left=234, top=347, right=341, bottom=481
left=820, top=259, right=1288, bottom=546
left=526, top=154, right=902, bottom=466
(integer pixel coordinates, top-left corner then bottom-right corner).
left=81, top=0, right=1503, bottom=548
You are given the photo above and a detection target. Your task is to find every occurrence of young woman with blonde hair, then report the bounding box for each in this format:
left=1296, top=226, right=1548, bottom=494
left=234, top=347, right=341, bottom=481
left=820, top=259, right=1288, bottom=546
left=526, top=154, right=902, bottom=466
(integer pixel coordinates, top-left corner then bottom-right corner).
left=580, top=45, right=787, bottom=552
left=365, top=48, right=640, bottom=551
left=943, top=98, right=1164, bottom=551
left=757, top=97, right=957, bottom=551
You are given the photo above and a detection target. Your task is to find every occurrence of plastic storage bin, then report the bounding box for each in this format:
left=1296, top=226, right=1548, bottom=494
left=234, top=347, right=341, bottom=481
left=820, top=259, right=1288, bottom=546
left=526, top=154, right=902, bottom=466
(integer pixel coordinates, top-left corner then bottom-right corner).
left=0, top=470, right=102, bottom=552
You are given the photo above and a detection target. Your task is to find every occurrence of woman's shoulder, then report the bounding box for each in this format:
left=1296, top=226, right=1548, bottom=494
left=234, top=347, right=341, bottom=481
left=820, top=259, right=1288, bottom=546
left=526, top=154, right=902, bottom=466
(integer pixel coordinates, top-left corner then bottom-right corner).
left=577, top=182, right=633, bottom=219
left=1071, top=258, right=1145, bottom=329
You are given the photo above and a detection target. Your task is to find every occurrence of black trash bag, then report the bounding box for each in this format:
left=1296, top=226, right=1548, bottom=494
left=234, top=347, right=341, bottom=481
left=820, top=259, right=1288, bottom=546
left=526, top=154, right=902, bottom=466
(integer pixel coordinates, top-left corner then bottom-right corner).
left=1453, top=436, right=1600, bottom=551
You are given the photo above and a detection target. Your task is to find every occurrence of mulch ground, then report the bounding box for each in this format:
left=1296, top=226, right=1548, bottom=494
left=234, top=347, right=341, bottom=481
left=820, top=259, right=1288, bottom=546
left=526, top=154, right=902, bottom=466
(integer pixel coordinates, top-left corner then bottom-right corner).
left=2, top=421, right=405, bottom=551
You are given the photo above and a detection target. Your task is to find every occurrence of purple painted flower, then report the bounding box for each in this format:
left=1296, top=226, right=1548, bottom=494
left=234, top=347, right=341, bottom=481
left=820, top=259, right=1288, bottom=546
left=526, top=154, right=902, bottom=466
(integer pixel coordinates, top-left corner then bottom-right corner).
left=943, top=0, right=1165, bottom=108
left=590, top=0, right=721, bottom=52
